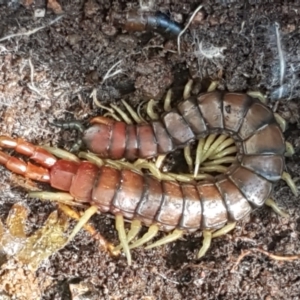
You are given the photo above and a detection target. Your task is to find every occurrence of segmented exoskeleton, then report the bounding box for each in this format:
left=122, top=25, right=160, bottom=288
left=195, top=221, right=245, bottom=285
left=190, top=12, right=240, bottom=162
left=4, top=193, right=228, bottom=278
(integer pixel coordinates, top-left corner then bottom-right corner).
left=0, top=88, right=297, bottom=265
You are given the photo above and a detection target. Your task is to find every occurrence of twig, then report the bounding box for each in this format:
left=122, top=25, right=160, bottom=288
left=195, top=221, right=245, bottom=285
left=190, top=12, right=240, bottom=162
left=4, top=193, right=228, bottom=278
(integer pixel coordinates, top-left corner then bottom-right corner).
left=274, top=22, right=286, bottom=98
left=0, top=15, right=63, bottom=42
left=27, top=57, right=49, bottom=99
left=231, top=248, right=300, bottom=273
left=177, top=4, right=203, bottom=55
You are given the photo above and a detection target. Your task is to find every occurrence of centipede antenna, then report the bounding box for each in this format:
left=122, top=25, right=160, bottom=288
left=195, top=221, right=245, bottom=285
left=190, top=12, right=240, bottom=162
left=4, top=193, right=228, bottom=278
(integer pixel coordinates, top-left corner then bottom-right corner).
left=177, top=4, right=203, bottom=55
left=121, top=100, right=143, bottom=124
left=281, top=172, right=299, bottom=197
left=67, top=205, right=99, bottom=242
left=265, top=199, right=289, bottom=218
left=145, top=229, right=183, bottom=249
left=197, top=230, right=212, bottom=259
left=129, top=224, right=159, bottom=250
left=115, top=214, right=132, bottom=266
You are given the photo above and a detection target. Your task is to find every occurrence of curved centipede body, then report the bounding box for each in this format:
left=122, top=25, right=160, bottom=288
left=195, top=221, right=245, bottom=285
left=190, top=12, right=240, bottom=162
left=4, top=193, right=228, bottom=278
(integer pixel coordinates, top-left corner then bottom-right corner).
left=0, top=90, right=295, bottom=265
left=80, top=90, right=286, bottom=219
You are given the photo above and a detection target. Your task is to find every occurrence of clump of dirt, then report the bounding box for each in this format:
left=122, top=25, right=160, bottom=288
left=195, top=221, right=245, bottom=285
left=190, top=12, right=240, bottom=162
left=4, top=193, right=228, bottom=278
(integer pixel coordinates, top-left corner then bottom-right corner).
left=0, top=1, right=300, bottom=299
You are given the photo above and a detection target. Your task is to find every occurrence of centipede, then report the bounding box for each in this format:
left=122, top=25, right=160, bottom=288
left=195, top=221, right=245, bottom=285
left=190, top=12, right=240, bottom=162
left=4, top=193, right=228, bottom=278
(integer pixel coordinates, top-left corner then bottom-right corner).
left=110, top=10, right=182, bottom=39
left=0, top=81, right=298, bottom=266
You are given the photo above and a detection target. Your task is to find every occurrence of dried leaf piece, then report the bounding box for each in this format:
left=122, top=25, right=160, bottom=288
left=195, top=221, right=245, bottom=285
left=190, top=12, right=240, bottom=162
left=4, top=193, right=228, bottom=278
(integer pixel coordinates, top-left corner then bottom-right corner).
left=16, top=210, right=69, bottom=271
left=6, top=203, right=28, bottom=238
left=0, top=204, right=28, bottom=256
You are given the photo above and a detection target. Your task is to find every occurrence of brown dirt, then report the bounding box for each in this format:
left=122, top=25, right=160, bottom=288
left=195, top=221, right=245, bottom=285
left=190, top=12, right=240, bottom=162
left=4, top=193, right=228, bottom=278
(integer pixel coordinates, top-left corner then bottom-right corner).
left=0, top=1, right=300, bottom=299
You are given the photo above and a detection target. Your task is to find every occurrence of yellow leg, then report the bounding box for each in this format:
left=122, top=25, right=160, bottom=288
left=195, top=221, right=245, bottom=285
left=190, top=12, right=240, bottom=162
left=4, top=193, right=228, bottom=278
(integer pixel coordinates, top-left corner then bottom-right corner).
left=146, top=99, right=159, bottom=120
left=194, top=138, right=205, bottom=176
left=281, top=172, right=298, bottom=196
left=184, top=144, right=193, bottom=173
left=265, top=198, right=289, bottom=218
left=110, top=104, right=133, bottom=124
left=129, top=224, right=159, bottom=249
left=211, top=137, right=235, bottom=155
left=155, top=154, right=167, bottom=169
left=145, top=229, right=184, bottom=249
left=207, top=81, right=219, bottom=92
left=246, top=91, right=267, bottom=104
left=199, top=165, right=227, bottom=173
left=183, top=79, right=193, bottom=100
left=114, top=219, right=142, bottom=251
left=28, top=191, right=84, bottom=207
left=203, top=156, right=236, bottom=166
left=209, top=145, right=237, bottom=160
left=197, top=231, right=212, bottom=259
left=58, top=204, right=116, bottom=255
left=78, top=151, right=104, bottom=167
left=200, top=135, right=228, bottom=162
left=41, top=146, right=80, bottom=162
left=212, top=222, right=237, bottom=238
left=115, top=214, right=132, bottom=265
left=121, top=99, right=143, bottom=124
left=285, top=141, right=295, bottom=157
left=67, top=205, right=98, bottom=242
left=202, top=134, right=217, bottom=157
left=274, top=113, right=287, bottom=132
left=164, top=89, right=172, bottom=112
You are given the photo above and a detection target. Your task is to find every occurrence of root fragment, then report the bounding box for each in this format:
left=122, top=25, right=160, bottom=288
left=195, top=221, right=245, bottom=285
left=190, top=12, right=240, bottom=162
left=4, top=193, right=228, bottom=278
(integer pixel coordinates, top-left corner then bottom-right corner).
left=231, top=249, right=300, bottom=273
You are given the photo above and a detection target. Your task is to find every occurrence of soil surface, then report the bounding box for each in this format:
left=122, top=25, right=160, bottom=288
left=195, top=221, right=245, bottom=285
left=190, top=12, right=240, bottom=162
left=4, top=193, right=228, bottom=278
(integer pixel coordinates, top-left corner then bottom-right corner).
left=0, top=1, right=300, bottom=299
